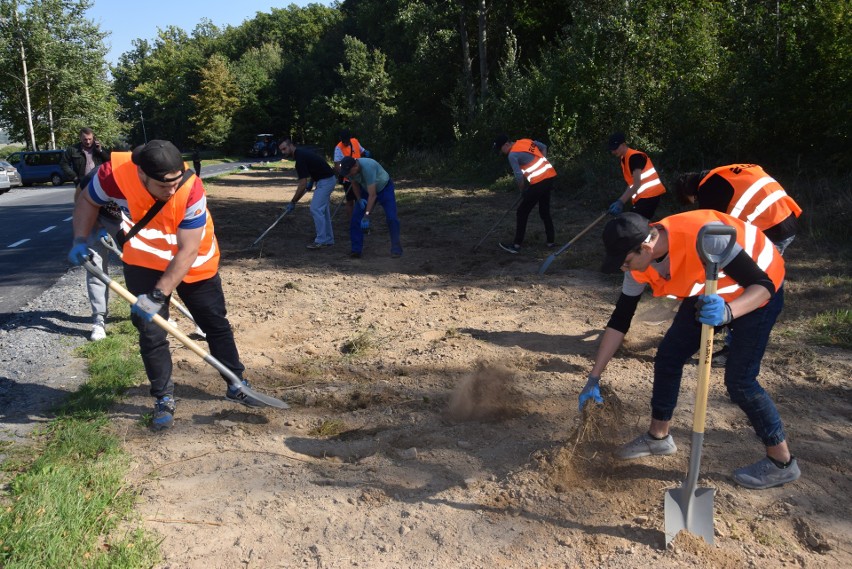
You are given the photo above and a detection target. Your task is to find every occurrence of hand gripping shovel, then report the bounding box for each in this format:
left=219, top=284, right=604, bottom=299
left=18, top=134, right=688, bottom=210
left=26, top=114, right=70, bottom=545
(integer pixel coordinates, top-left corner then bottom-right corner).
left=537, top=212, right=608, bottom=274
left=664, top=223, right=737, bottom=546
left=472, top=194, right=523, bottom=252
left=99, top=234, right=203, bottom=336
left=81, top=257, right=289, bottom=409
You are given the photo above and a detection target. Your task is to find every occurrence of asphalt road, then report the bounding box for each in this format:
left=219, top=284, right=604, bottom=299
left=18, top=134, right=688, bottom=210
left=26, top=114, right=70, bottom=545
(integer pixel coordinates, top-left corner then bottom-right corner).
left=0, top=160, right=253, bottom=324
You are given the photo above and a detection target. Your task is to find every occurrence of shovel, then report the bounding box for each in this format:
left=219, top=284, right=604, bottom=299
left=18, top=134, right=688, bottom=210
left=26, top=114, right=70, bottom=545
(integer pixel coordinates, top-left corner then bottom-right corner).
left=99, top=233, right=204, bottom=336
left=472, top=194, right=523, bottom=252
left=250, top=207, right=292, bottom=248
left=537, top=212, right=608, bottom=274
left=81, top=257, right=289, bottom=409
left=663, top=223, right=737, bottom=546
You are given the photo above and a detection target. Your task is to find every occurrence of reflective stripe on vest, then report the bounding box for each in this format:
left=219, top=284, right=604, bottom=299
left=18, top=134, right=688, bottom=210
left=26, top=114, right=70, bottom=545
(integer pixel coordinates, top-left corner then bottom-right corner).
left=111, top=152, right=219, bottom=283
left=631, top=210, right=784, bottom=303
left=622, top=148, right=665, bottom=203
left=511, top=139, right=557, bottom=184
left=702, top=164, right=802, bottom=231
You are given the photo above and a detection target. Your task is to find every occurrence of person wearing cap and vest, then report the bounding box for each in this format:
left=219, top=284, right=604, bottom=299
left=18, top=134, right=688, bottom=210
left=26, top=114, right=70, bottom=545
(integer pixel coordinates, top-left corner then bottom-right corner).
left=675, top=164, right=802, bottom=255
left=68, top=140, right=266, bottom=431
left=492, top=134, right=557, bottom=254
left=333, top=129, right=370, bottom=220
left=278, top=138, right=338, bottom=249
left=579, top=211, right=800, bottom=490
left=607, top=132, right=666, bottom=220
left=338, top=155, right=402, bottom=258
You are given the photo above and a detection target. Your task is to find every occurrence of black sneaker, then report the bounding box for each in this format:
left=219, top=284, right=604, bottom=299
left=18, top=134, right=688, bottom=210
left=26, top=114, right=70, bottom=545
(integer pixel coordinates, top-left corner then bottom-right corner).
left=711, top=345, right=729, bottom=368
left=225, top=380, right=265, bottom=408
left=349, top=251, right=362, bottom=258
left=152, top=396, right=176, bottom=431
left=499, top=242, right=520, bottom=254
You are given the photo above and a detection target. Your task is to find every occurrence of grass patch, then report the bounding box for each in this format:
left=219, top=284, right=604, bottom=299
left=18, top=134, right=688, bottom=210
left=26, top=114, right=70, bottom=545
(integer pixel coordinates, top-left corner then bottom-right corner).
left=309, top=419, right=347, bottom=437
left=806, top=308, right=852, bottom=349
left=0, top=303, right=160, bottom=568
left=341, top=329, right=375, bottom=356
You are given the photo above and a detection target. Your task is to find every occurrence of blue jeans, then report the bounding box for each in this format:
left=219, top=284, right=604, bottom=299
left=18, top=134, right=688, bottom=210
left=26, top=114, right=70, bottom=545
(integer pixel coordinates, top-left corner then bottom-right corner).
left=309, top=176, right=337, bottom=245
left=652, top=288, right=786, bottom=447
left=350, top=179, right=402, bottom=255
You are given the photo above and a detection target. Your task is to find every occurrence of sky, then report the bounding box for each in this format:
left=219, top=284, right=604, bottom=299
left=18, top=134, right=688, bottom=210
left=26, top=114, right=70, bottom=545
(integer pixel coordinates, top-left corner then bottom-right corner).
left=86, top=1, right=331, bottom=66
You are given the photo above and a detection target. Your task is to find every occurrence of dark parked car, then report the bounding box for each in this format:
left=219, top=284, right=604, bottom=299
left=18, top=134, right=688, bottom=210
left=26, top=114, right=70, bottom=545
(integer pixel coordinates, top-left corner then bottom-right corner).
left=5, top=150, right=74, bottom=186
left=0, top=159, right=22, bottom=188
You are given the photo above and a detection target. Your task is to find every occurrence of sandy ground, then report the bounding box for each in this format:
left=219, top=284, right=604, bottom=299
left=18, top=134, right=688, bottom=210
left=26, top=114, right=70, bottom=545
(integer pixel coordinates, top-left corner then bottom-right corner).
left=108, top=167, right=851, bottom=568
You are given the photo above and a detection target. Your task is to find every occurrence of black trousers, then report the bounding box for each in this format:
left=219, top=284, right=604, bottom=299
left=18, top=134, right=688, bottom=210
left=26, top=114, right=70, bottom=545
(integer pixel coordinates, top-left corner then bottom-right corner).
left=513, top=178, right=555, bottom=246
left=123, top=264, right=245, bottom=399
left=630, top=195, right=662, bottom=220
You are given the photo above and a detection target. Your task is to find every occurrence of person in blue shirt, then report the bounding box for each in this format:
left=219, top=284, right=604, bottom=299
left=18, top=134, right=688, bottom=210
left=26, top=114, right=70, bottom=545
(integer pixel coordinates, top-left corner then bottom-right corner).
left=338, top=156, right=402, bottom=259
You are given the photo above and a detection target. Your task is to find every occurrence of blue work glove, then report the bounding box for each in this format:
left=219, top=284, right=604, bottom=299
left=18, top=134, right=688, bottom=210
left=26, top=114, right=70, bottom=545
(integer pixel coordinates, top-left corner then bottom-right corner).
left=695, top=294, right=733, bottom=326
left=363, top=150, right=372, bottom=158
left=284, top=202, right=295, bottom=214
left=360, top=217, right=371, bottom=230
left=608, top=200, right=624, bottom=216
left=131, top=293, right=164, bottom=322
left=578, top=374, right=604, bottom=411
left=68, top=239, right=90, bottom=265
left=358, top=198, right=368, bottom=211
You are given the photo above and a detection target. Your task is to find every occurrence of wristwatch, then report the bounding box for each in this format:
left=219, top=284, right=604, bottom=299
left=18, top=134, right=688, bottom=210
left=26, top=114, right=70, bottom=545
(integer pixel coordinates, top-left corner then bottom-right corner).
left=150, top=288, right=166, bottom=303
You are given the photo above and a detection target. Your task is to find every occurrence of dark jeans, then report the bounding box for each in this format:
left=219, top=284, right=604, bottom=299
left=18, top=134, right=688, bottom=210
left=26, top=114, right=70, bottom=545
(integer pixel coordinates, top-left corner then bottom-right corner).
left=350, top=179, right=402, bottom=255
left=513, top=178, right=555, bottom=246
left=123, top=264, right=245, bottom=399
left=630, top=195, right=662, bottom=220
left=651, top=288, right=786, bottom=447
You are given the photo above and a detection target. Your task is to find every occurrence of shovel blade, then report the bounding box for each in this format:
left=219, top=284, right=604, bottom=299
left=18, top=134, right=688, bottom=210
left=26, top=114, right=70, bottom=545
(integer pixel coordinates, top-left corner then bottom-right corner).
left=664, top=486, right=715, bottom=546
left=538, top=254, right=556, bottom=275
left=237, top=384, right=290, bottom=409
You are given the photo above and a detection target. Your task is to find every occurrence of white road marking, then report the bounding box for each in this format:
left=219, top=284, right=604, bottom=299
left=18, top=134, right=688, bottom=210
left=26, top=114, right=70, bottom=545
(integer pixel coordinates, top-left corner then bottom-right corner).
left=8, top=239, right=30, bottom=248
left=40, top=226, right=57, bottom=233
left=63, top=216, right=73, bottom=221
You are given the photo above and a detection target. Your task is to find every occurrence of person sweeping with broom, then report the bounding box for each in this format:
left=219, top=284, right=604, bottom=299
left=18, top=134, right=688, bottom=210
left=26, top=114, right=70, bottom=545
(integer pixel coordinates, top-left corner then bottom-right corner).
left=580, top=211, right=800, bottom=489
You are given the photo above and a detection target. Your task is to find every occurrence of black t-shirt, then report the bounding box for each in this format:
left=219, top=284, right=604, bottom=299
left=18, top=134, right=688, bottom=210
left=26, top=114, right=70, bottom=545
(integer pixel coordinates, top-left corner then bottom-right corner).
left=294, top=147, right=334, bottom=181
left=626, top=152, right=647, bottom=173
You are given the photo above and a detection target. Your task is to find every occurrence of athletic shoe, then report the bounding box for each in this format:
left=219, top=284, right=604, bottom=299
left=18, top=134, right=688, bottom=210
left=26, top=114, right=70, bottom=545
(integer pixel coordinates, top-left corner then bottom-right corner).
left=732, top=457, right=801, bottom=489
left=226, top=379, right=265, bottom=408
left=546, top=242, right=557, bottom=248
left=89, top=323, right=106, bottom=342
left=711, top=346, right=729, bottom=368
left=152, top=396, right=176, bottom=431
left=349, top=251, right=362, bottom=258
left=615, top=432, right=677, bottom=460
left=499, top=242, right=520, bottom=254
left=306, top=242, right=333, bottom=250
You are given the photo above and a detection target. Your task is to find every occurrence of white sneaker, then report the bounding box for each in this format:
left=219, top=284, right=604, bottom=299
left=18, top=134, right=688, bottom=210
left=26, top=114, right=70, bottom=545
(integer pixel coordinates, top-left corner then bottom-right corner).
left=89, top=323, right=106, bottom=341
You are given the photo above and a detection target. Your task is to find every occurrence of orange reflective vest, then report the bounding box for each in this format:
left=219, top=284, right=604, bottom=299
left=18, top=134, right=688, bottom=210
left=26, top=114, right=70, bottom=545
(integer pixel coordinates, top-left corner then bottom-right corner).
left=622, top=148, right=665, bottom=203
left=111, top=153, right=219, bottom=283
left=510, top=139, right=557, bottom=185
left=631, top=210, right=785, bottom=303
left=335, top=138, right=363, bottom=159
left=701, top=164, right=802, bottom=231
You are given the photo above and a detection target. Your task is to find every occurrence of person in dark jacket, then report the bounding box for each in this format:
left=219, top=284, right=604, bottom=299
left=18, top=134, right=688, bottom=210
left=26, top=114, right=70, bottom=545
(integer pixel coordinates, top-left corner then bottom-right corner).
left=61, top=127, right=122, bottom=341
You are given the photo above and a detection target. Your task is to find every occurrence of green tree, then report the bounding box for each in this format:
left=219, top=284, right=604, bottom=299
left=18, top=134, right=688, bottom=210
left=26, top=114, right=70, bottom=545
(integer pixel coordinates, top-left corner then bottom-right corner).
left=0, top=0, right=119, bottom=149
left=190, top=54, right=239, bottom=147
left=325, top=35, right=396, bottom=154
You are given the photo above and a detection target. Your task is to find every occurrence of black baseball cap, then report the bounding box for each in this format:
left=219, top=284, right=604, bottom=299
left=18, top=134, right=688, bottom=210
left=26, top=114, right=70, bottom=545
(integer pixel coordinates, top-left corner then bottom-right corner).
left=601, top=212, right=651, bottom=273
left=339, top=156, right=357, bottom=177
left=131, top=140, right=185, bottom=182
left=492, top=134, right=509, bottom=153
left=607, top=132, right=626, bottom=151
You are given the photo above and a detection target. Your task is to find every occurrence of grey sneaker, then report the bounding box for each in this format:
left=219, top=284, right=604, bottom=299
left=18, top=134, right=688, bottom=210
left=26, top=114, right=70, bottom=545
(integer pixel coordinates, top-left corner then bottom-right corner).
left=499, top=242, right=520, bottom=254
left=89, top=323, right=106, bottom=341
left=615, top=432, right=677, bottom=460
left=732, top=457, right=801, bottom=489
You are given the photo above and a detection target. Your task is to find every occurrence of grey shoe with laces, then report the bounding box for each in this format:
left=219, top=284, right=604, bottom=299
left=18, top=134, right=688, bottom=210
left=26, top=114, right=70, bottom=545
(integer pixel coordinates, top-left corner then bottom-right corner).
left=732, top=457, right=801, bottom=489
left=615, top=432, right=677, bottom=460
